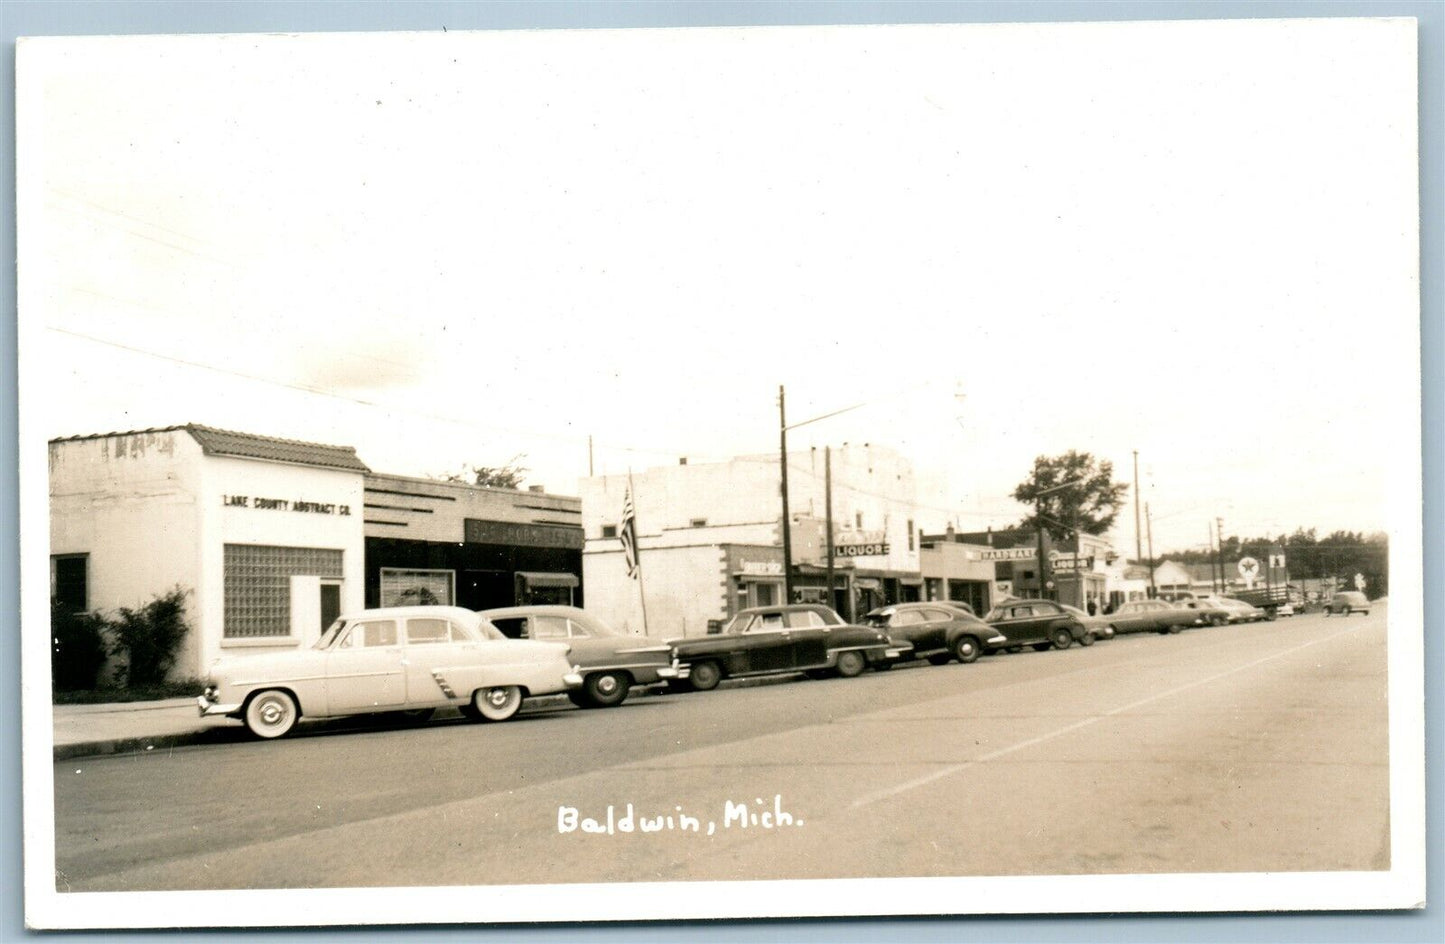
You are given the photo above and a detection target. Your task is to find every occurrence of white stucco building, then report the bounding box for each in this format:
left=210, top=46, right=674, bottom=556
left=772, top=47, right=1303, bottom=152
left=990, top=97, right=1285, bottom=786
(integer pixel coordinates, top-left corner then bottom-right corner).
left=50, top=426, right=370, bottom=680
left=579, top=444, right=924, bottom=636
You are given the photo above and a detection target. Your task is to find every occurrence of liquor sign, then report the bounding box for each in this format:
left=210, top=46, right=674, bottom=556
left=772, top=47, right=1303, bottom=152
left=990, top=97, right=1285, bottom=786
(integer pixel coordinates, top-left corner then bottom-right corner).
left=1050, top=555, right=1093, bottom=573
left=833, top=541, right=890, bottom=558
left=834, top=530, right=890, bottom=558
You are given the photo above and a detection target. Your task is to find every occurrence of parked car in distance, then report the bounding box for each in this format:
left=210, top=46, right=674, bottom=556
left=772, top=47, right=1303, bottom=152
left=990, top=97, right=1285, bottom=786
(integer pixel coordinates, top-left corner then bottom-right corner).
left=1217, top=597, right=1268, bottom=623
left=478, top=605, right=682, bottom=708
left=1174, top=596, right=1233, bottom=627
left=863, top=602, right=1006, bottom=664
left=670, top=604, right=910, bottom=691
left=199, top=606, right=583, bottom=739
left=983, top=599, right=1093, bottom=651
left=1324, top=591, right=1371, bottom=616
left=1100, top=599, right=1199, bottom=636
left=1060, top=603, right=1113, bottom=640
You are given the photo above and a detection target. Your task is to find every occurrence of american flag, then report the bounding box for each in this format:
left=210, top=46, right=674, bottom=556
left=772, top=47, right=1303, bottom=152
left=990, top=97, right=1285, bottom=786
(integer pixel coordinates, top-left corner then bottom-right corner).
left=619, top=484, right=640, bottom=579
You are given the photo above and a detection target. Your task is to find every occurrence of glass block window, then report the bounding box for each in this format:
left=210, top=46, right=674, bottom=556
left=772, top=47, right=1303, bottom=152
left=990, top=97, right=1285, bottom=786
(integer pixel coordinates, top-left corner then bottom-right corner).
left=380, top=568, right=455, bottom=607
left=224, top=544, right=344, bottom=638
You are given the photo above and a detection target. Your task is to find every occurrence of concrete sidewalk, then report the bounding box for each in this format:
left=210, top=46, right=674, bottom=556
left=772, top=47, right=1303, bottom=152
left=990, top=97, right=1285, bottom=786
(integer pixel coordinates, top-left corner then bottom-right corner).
left=48, top=674, right=797, bottom=760
left=51, top=697, right=246, bottom=760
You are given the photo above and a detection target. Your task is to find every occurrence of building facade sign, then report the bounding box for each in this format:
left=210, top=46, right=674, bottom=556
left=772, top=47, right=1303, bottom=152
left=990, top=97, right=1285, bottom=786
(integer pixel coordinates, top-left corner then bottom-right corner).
left=223, top=494, right=353, bottom=515
left=739, top=559, right=784, bottom=576
left=464, top=518, right=584, bottom=550
left=833, top=541, right=891, bottom=557
left=978, top=547, right=1035, bottom=562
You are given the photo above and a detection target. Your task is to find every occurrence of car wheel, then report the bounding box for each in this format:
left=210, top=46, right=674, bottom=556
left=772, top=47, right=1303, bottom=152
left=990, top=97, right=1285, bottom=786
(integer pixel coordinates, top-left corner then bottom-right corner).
left=689, top=661, right=722, bottom=692
left=1167, top=623, right=1182, bottom=634
left=473, top=685, right=523, bottom=722
left=1008, top=645, right=1024, bottom=654
left=567, top=690, right=593, bottom=709
left=952, top=635, right=982, bottom=663
left=583, top=671, right=632, bottom=708
left=1212, top=616, right=1227, bottom=626
left=1078, top=631, right=1095, bottom=646
left=835, top=650, right=867, bottom=678
left=243, top=689, right=298, bottom=739
left=1050, top=628, right=1073, bottom=650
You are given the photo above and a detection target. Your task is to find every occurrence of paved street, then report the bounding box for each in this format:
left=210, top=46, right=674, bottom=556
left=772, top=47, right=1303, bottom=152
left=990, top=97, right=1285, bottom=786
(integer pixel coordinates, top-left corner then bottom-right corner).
left=53, top=608, right=1390, bottom=892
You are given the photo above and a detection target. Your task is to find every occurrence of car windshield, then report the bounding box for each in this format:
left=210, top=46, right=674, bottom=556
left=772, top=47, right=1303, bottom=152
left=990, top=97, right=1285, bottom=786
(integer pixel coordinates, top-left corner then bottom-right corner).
left=315, top=619, right=347, bottom=649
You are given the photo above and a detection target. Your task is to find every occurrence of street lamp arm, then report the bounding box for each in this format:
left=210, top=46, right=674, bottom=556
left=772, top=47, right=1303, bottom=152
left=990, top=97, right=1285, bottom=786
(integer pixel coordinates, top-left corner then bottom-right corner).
left=783, top=399, right=870, bottom=432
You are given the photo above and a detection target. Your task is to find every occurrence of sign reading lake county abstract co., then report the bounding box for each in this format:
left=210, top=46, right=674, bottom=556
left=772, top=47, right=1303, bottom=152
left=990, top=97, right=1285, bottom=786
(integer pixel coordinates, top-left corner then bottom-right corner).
left=222, top=494, right=353, bottom=515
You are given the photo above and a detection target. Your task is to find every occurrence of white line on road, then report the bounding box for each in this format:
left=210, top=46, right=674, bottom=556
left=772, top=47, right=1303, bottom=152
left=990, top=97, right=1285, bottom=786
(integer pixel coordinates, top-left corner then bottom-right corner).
left=849, top=620, right=1372, bottom=810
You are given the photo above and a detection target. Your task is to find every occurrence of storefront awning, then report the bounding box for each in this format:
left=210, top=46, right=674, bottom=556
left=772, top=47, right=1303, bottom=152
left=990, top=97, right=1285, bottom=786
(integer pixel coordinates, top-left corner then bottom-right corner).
left=516, top=571, right=579, bottom=589
left=899, top=576, right=924, bottom=587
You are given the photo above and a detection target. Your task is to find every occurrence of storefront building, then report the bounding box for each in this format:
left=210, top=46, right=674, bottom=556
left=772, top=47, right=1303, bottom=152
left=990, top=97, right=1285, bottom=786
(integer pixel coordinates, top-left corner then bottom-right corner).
left=49, top=426, right=369, bottom=679
left=579, top=445, right=925, bottom=635
left=49, top=426, right=585, bottom=683
left=362, top=472, right=583, bottom=611
left=918, top=529, right=1000, bottom=614
left=946, top=527, right=1115, bottom=610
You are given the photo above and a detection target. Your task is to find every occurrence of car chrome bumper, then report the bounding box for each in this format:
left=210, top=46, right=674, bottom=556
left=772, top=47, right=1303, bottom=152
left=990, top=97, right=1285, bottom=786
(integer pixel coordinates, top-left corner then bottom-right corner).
left=196, top=695, right=241, bottom=718
left=562, top=671, right=584, bottom=688
left=883, top=648, right=908, bottom=659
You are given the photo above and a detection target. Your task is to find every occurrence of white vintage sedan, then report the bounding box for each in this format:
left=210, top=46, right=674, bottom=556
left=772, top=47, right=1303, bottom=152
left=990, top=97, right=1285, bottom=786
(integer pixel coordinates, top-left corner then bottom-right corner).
left=199, top=606, right=583, bottom=738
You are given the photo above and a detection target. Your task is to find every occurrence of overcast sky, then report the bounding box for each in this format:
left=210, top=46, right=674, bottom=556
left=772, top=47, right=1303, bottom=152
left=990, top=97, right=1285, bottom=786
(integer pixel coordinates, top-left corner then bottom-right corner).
left=19, top=18, right=1419, bottom=554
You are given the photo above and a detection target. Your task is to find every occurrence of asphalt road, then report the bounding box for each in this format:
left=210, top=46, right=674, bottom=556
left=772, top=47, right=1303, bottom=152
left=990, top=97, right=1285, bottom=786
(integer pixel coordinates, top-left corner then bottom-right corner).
left=53, top=607, right=1390, bottom=892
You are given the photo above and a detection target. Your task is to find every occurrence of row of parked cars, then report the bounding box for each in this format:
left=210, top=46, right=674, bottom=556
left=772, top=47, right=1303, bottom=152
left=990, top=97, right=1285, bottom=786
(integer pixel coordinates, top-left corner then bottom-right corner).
left=198, top=589, right=1339, bottom=740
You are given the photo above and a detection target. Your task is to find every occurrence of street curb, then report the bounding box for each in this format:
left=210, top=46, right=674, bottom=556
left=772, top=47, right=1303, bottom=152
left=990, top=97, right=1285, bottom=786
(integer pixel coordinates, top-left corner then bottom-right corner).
left=52, top=672, right=812, bottom=760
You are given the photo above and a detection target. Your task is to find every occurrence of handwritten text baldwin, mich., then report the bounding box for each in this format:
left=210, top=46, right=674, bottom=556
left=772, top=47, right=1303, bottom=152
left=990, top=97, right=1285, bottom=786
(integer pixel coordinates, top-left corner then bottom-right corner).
left=557, top=796, right=801, bottom=836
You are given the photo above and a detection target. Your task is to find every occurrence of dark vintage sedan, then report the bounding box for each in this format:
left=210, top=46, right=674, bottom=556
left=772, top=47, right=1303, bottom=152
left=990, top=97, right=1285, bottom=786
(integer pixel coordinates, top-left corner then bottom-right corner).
left=479, top=605, right=682, bottom=708
left=983, top=599, right=1093, bottom=651
left=669, top=604, right=910, bottom=691
left=863, top=602, right=1006, bottom=665
left=1101, top=599, right=1202, bottom=635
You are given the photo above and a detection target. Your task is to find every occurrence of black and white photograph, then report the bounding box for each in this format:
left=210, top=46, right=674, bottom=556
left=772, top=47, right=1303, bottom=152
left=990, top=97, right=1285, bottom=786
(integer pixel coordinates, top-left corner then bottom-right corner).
left=13, top=7, right=1430, bottom=931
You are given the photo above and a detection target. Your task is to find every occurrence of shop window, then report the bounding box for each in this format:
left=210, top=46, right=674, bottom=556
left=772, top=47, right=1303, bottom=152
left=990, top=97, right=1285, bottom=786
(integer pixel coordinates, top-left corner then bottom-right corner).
left=224, top=544, right=343, bottom=638
left=380, top=568, right=455, bottom=607
left=51, top=555, right=88, bottom=614
left=601, top=524, right=618, bottom=538
left=690, top=518, right=707, bottom=528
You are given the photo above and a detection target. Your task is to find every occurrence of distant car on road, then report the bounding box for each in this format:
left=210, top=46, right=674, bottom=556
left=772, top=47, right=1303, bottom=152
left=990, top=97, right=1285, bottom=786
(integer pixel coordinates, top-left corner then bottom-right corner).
left=670, top=604, right=909, bottom=691
left=199, top=606, right=583, bottom=738
left=983, top=599, right=1093, bottom=651
left=478, top=605, right=683, bottom=708
left=1217, top=597, right=1269, bottom=623
left=1324, top=591, right=1371, bottom=616
left=1101, top=599, right=1199, bottom=635
left=1174, top=596, right=1233, bottom=627
left=1060, top=603, right=1114, bottom=640
left=863, top=602, right=1006, bottom=664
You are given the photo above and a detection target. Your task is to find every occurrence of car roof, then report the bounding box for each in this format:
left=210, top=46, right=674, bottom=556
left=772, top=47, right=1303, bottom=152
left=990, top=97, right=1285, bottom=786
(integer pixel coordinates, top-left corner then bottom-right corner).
left=477, top=605, right=589, bottom=619
left=336, top=605, right=482, bottom=623
left=733, top=604, right=835, bottom=616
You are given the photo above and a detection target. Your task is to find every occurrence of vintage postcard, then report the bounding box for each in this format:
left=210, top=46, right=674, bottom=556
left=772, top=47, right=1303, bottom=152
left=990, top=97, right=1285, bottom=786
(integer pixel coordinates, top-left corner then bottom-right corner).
left=17, top=17, right=1425, bottom=928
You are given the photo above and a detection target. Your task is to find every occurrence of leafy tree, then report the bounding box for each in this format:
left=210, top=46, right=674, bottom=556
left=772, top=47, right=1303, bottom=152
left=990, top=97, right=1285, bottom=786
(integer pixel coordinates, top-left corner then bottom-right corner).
left=1012, top=451, right=1130, bottom=542
left=433, top=455, right=528, bottom=489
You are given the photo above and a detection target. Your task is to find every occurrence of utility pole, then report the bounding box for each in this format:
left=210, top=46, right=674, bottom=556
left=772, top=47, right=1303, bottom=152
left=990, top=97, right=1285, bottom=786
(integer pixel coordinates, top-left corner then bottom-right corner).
left=1133, top=450, right=1143, bottom=566
left=1207, top=520, right=1218, bottom=594
left=1215, top=516, right=1226, bottom=595
left=778, top=385, right=793, bottom=604
left=825, top=446, right=835, bottom=616
left=1146, top=502, right=1157, bottom=598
